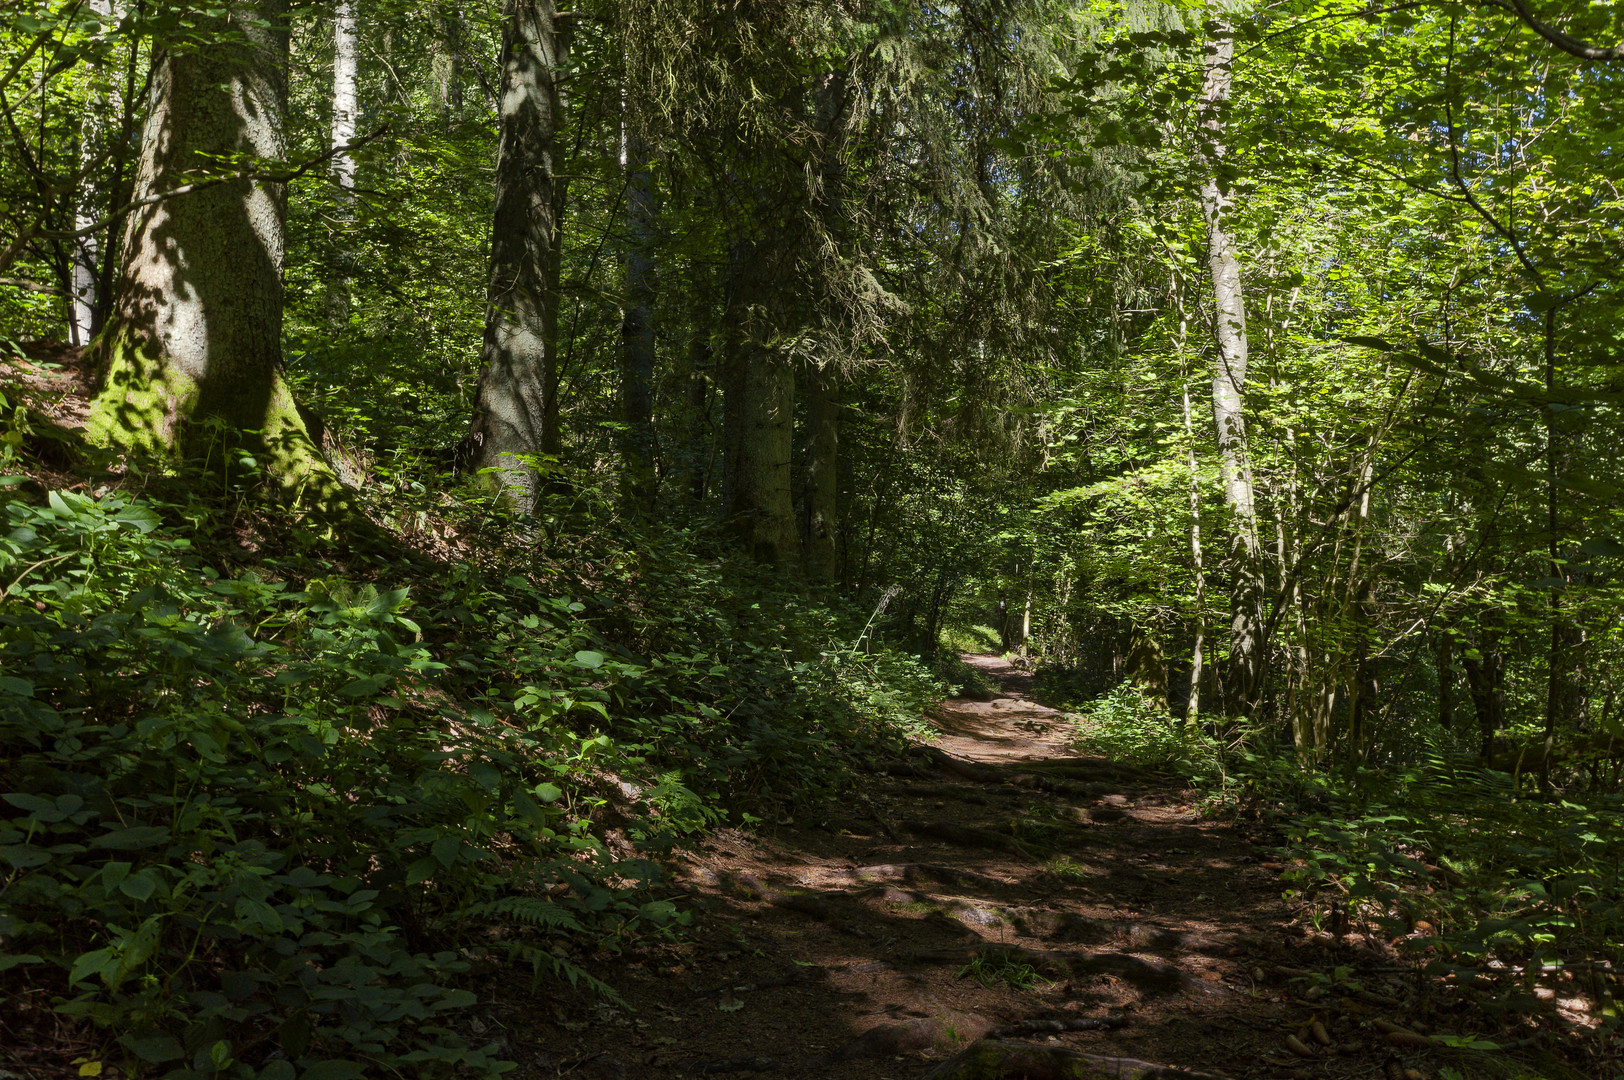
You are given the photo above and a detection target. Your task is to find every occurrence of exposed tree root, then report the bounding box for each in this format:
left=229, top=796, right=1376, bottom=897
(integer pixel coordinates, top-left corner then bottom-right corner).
left=911, top=745, right=1008, bottom=783
left=925, top=1041, right=1230, bottom=1080
left=905, top=745, right=1124, bottom=800
left=986, top=1016, right=1130, bottom=1038
left=1027, top=758, right=1157, bottom=782
left=694, top=968, right=818, bottom=999
left=904, top=819, right=1048, bottom=859
left=815, top=1011, right=994, bottom=1063
left=839, top=862, right=1010, bottom=893
left=901, top=944, right=1215, bottom=995
left=886, top=783, right=993, bottom=805
left=732, top=874, right=869, bottom=936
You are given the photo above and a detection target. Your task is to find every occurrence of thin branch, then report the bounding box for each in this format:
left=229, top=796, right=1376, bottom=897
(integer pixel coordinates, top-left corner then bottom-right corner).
left=0, top=276, right=62, bottom=295
left=1483, top=0, right=1624, bottom=61
left=1443, top=13, right=1545, bottom=287
left=35, top=126, right=391, bottom=244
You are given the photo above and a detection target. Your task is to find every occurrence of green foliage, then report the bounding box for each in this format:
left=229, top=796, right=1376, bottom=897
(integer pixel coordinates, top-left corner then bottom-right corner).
left=1216, top=751, right=1624, bottom=1018
left=956, top=951, right=1048, bottom=991
left=1061, top=683, right=1221, bottom=773
left=0, top=466, right=945, bottom=1075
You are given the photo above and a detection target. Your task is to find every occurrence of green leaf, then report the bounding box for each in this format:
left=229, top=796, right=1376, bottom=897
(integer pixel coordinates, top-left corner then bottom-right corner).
left=338, top=675, right=389, bottom=697
left=431, top=835, right=461, bottom=867
left=0, top=845, right=50, bottom=869
left=117, top=1033, right=184, bottom=1064
left=112, top=505, right=160, bottom=533
left=68, top=947, right=115, bottom=987
left=299, top=1061, right=367, bottom=1080
left=572, top=650, right=606, bottom=669
left=534, top=782, right=563, bottom=804
left=93, top=826, right=171, bottom=850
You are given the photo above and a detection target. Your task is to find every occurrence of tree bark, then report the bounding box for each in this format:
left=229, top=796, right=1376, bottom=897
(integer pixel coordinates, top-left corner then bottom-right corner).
left=326, top=0, right=359, bottom=325
left=1462, top=637, right=1506, bottom=759
left=620, top=113, right=656, bottom=509
left=1434, top=633, right=1454, bottom=731
left=68, top=0, right=117, bottom=349
left=732, top=346, right=797, bottom=564
left=467, top=0, right=565, bottom=514
left=1198, top=20, right=1266, bottom=718
left=1174, top=275, right=1206, bottom=727
left=805, top=362, right=840, bottom=580
left=84, top=0, right=333, bottom=494
left=432, top=3, right=464, bottom=127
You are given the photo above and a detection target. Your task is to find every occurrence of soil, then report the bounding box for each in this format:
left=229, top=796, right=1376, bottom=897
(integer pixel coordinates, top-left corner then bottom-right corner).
left=492, top=656, right=1461, bottom=1080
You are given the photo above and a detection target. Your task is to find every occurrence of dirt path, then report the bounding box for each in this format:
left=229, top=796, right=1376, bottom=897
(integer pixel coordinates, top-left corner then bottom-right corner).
left=500, top=656, right=1412, bottom=1079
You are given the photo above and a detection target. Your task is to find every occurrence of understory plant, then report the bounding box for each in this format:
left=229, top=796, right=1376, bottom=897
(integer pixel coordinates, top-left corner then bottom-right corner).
left=0, top=454, right=944, bottom=1077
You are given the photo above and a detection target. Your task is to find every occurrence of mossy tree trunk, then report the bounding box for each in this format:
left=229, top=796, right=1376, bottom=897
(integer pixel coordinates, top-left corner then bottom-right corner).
left=86, top=0, right=336, bottom=497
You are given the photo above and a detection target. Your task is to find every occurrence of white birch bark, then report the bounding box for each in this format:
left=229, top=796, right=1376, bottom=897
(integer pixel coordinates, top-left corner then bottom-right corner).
left=330, top=0, right=358, bottom=201
left=69, top=0, right=117, bottom=347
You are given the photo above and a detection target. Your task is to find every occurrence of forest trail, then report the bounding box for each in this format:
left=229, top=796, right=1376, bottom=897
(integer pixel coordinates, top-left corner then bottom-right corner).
left=503, top=656, right=1428, bottom=1080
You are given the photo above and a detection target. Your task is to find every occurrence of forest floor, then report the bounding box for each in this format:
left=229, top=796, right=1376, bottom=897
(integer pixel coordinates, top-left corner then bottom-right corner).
left=497, top=656, right=1471, bottom=1080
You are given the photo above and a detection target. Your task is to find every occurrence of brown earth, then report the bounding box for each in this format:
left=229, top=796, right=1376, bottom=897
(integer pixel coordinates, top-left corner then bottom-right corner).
left=492, top=656, right=1477, bottom=1080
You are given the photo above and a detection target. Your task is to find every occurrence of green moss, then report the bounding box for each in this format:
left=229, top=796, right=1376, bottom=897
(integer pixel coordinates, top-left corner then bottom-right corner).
left=85, top=329, right=196, bottom=454
left=85, top=324, right=349, bottom=515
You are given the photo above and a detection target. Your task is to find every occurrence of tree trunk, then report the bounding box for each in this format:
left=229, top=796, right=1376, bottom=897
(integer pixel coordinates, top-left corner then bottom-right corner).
left=85, top=0, right=332, bottom=493
left=1174, top=275, right=1206, bottom=728
left=683, top=310, right=713, bottom=502
left=326, top=0, right=359, bottom=325
left=69, top=0, right=118, bottom=348
left=1462, top=640, right=1506, bottom=759
left=732, top=347, right=797, bottom=564
left=1434, top=633, right=1454, bottom=731
left=620, top=114, right=656, bottom=509
left=467, top=0, right=565, bottom=514
left=805, top=363, right=840, bottom=580
left=432, top=3, right=464, bottom=127
left=1198, top=20, right=1266, bottom=718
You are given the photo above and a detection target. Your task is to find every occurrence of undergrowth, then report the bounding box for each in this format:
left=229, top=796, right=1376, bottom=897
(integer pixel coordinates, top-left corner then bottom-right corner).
left=1052, top=673, right=1624, bottom=1057
left=0, top=392, right=946, bottom=1078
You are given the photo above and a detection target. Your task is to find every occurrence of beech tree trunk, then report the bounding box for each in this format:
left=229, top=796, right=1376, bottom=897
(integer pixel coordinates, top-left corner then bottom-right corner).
left=467, top=0, right=565, bottom=514
left=1198, top=20, right=1266, bottom=718
left=1173, top=276, right=1206, bottom=727
left=85, top=0, right=333, bottom=493
left=620, top=115, right=656, bottom=509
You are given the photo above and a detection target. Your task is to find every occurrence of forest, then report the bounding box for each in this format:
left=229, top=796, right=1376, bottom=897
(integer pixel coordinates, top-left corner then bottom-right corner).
left=1, top=0, right=1622, bottom=1077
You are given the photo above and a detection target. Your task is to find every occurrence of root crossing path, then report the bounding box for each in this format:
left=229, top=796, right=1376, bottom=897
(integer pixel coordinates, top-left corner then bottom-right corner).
left=505, top=656, right=1391, bottom=1080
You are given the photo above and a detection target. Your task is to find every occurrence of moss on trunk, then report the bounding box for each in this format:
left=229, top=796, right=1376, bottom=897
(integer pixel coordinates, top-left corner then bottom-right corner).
left=87, top=325, right=346, bottom=510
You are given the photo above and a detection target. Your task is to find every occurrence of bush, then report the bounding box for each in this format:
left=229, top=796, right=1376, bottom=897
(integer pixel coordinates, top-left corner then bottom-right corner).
left=0, top=464, right=946, bottom=1077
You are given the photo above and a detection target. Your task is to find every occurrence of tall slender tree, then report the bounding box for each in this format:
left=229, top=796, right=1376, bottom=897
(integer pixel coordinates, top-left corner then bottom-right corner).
left=619, top=107, right=657, bottom=509
left=466, top=0, right=567, bottom=513
left=1198, top=18, right=1265, bottom=717
left=326, top=0, right=359, bottom=324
